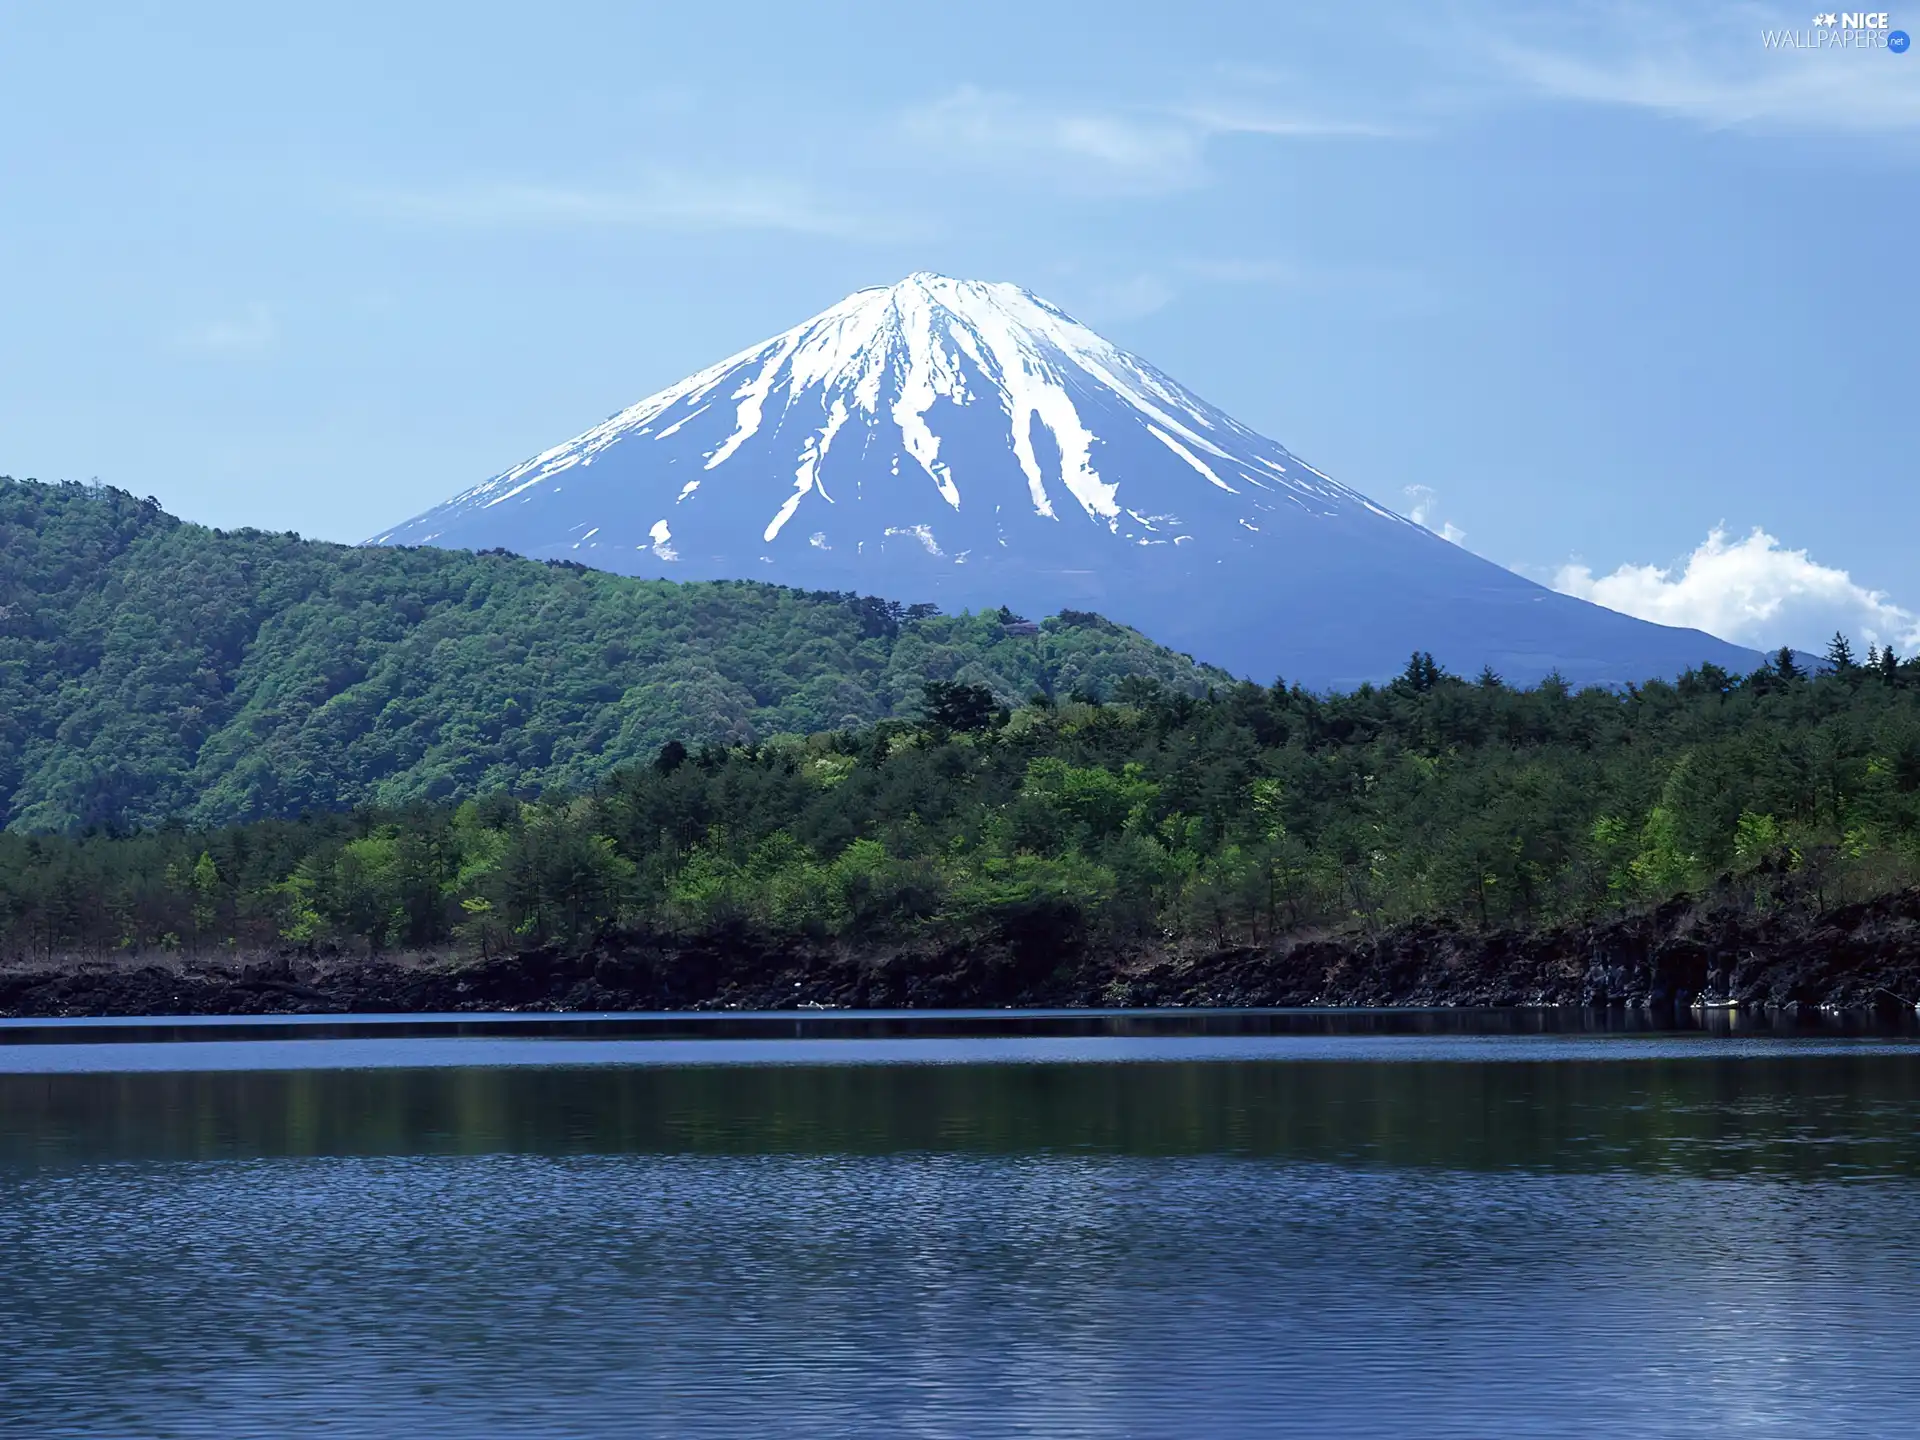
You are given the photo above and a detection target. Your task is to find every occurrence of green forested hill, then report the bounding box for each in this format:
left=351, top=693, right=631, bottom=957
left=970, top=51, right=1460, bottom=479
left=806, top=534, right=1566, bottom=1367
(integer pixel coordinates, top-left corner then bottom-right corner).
left=0, top=477, right=1223, bottom=830
left=3, top=630, right=1918, bottom=971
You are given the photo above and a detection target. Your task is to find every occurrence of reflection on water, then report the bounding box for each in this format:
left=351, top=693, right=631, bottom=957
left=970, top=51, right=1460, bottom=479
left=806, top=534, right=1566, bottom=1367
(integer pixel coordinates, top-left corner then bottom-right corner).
left=4, top=1052, right=1919, bottom=1177
left=2, top=1037, right=1918, bottom=1437
left=6, top=1004, right=1915, bottom=1045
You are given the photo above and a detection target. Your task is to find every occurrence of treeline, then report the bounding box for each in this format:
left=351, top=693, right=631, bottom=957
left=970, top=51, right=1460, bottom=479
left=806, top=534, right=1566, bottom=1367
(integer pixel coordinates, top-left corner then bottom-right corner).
left=0, top=476, right=1219, bottom=831
left=6, top=643, right=1920, bottom=962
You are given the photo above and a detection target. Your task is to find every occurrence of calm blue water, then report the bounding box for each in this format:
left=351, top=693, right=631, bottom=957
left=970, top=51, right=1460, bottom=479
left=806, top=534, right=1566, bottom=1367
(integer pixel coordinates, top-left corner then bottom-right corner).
left=2, top=1013, right=1917, bottom=1437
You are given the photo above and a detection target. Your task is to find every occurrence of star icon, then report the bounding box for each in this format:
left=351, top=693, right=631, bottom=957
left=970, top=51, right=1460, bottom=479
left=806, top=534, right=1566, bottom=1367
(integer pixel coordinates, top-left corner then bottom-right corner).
left=1819, top=11, right=1838, bottom=23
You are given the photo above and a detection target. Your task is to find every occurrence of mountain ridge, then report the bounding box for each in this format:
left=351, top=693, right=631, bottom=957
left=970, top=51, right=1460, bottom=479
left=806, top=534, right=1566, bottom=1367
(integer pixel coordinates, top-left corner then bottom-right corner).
left=371, top=272, right=1765, bottom=688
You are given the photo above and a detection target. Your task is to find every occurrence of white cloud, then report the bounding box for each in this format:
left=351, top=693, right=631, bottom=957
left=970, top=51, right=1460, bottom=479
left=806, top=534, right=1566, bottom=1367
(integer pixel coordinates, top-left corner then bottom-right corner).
left=176, top=303, right=276, bottom=355
left=1403, top=484, right=1467, bottom=545
left=361, top=174, right=883, bottom=238
left=1553, top=527, right=1920, bottom=651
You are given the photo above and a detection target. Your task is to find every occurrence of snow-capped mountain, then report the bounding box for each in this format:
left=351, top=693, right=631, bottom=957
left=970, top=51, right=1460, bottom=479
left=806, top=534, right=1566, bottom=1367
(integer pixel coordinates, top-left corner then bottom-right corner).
left=371, top=272, right=1760, bottom=688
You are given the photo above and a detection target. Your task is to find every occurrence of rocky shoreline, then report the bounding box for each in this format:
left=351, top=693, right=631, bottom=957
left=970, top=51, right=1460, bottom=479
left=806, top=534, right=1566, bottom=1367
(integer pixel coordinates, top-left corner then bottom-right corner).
left=5, top=888, right=1920, bottom=1019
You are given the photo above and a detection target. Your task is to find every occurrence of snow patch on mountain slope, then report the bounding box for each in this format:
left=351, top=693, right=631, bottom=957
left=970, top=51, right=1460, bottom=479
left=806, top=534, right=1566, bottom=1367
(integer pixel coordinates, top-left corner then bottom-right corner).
left=381, top=273, right=1394, bottom=550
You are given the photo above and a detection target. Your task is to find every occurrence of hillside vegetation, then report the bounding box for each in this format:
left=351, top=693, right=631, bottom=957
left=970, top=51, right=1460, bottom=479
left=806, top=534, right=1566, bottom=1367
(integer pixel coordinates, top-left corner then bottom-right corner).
left=5, top=639, right=1920, bottom=969
left=0, top=477, right=1221, bottom=831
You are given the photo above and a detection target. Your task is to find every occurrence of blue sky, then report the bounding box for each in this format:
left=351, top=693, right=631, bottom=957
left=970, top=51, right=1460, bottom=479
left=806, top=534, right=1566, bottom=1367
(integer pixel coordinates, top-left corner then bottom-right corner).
left=2, top=0, right=1914, bottom=651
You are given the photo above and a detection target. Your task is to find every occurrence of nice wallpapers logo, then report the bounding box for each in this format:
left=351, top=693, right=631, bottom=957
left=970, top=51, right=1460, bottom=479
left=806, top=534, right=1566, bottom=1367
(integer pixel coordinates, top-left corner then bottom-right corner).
left=1762, top=11, right=1913, bottom=48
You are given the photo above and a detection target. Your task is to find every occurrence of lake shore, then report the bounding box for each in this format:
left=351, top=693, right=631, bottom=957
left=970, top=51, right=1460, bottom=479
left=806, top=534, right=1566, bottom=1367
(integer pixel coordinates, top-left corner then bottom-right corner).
left=5, top=886, right=1919, bottom=1019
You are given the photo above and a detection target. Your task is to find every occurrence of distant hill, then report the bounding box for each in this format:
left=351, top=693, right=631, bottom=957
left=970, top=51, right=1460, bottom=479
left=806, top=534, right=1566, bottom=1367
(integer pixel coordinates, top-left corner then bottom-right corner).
left=0, top=477, right=1223, bottom=831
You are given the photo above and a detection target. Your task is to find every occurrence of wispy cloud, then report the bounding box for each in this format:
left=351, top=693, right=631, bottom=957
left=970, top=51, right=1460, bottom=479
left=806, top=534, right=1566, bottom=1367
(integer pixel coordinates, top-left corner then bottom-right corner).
left=1177, top=258, right=1307, bottom=285
left=1473, top=5, right=1920, bottom=133
left=1554, top=526, right=1920, bottom=650
left=359, top=173, right=886, bottom=239
left=176, top=303, right=276, bottom=356
left=902, top=87, right=1205, bottom=193
left=1169, top=103, right=1406, bottom=140
left=1075, top=255, right=1440, bottom=325
left=1080, top=273, right=1181, bottom=323
left=901, top=85, right=1396, bottom=195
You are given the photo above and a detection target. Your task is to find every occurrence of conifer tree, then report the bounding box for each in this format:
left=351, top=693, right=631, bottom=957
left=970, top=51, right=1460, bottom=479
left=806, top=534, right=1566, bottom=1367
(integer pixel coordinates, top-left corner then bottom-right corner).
left=1824, top=632, right=1857, bottom=673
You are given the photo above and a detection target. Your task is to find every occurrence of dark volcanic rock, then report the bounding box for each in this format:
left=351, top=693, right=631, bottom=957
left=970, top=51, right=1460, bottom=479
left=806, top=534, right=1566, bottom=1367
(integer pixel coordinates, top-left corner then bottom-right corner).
left=4, top=890, right=1920, bottom=1018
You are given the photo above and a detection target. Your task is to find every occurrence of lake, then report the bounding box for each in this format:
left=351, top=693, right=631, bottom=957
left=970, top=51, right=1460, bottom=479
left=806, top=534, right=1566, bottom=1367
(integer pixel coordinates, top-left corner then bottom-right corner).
left=2, top=1010, right=1917, bottom=1438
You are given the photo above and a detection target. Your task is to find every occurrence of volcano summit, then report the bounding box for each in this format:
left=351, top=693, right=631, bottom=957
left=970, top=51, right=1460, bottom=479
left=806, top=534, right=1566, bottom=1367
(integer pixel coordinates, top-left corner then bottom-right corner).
left=371, top=273, right=1757, bottom=687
